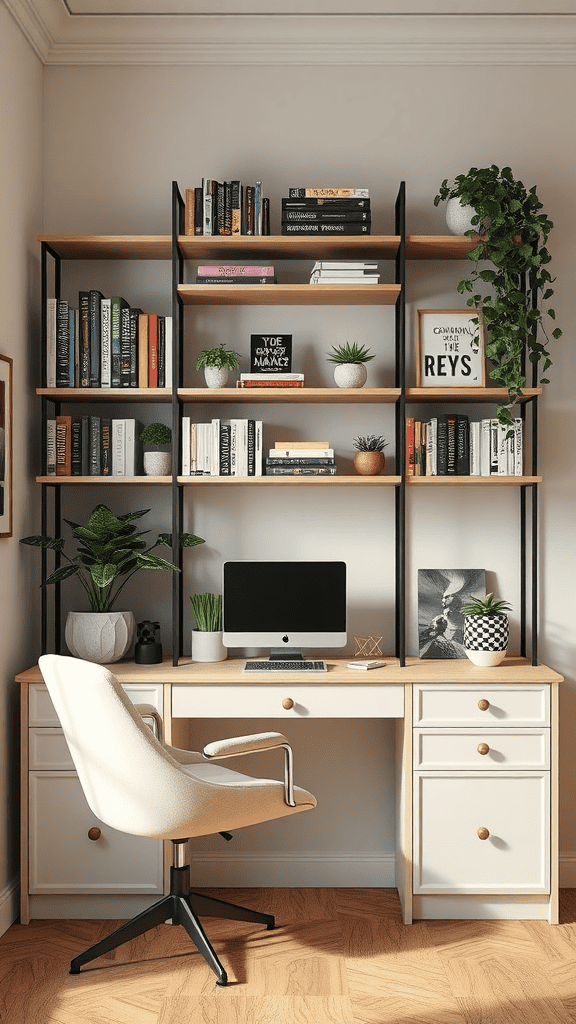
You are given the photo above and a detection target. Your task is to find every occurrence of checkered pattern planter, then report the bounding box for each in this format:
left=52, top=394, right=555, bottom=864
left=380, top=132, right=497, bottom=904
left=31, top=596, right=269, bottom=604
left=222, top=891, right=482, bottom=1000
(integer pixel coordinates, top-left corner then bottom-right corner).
left=464, top=614, right=509, bottom=652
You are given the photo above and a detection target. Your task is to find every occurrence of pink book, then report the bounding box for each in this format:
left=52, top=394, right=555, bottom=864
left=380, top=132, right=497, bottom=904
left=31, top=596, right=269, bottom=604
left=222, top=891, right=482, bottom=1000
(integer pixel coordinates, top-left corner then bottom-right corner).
left=197, top=265, right=275, bottom=277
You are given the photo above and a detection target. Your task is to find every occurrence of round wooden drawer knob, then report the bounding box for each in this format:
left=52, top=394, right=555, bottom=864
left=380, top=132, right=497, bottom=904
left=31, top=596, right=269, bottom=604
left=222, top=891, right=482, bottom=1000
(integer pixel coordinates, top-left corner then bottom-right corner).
left=478, top=699, right=490, bottom=711
left=88, top=827, right=101, bottom=841
left=282, top=698, right=294, bottom=710
left=477, top=743, right=490, bottom=755
left=477, top=827, right=490, bottom=841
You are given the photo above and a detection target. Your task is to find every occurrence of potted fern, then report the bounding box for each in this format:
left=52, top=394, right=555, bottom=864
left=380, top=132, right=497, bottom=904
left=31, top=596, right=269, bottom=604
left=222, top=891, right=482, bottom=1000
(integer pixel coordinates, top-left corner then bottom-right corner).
left=327, top=342, right=375, bottom=389
left=196, top=344, right=240, bottom=389
left=434, top=165, right=562, bottom=427
left=189, top=592, right=226, bottom=662
left=461, top=592, right=512, bottom=667
left=139, top=422, right=172, bottom=476
left=353, top=434, right=389, bottom=476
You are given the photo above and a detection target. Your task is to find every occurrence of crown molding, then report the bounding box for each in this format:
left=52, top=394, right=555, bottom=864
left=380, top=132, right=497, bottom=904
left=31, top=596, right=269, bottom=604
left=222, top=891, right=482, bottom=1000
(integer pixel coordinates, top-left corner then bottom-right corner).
left=4, top=0, right=576, bottom=65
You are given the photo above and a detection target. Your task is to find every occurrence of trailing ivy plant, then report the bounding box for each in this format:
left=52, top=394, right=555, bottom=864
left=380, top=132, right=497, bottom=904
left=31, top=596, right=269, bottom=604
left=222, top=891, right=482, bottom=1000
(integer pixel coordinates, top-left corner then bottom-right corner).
left=434, top=165, right=562, bottom=426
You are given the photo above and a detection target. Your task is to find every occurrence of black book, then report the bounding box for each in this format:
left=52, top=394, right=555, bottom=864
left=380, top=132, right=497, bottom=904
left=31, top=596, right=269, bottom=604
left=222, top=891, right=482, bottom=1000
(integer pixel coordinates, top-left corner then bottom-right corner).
left=244, top=185, right=255, bottom=235
left=281, top=222, right=370, bottom=235
left=216, top=181, right=226, bottom=235
left=120, top=302, right=132, bottom=387
left=71, top=418, right=82, bottom=475
left=55, top=298, right=70, bottom=388
left=78, top=291, right=90, bottom=387
left=247, top=420, right=256, bottom=476
left=230, top=180, right=242, bottom=235
left=89, top=289, right=104, bottom=387
left=220, top=423, right=231, bottom=475
left=81, top=416, right=90, bottom=475
left=110, top=296, right=128, bottom=387
left=282, top=210, right=371, bottom=223
left=89, top=416, right=101, bottom=475
left=101, top=417, right=111, bottom=476
left=194, top=186, right=203, bottom=235
left=456, top=415, right=470, bottom=475
left=446, top=414, right=458, bottom=475
left=157, top=316, right=165, bottom=389
left=129, top=307, right=141, bottom=387
left=437, top=415, right=448, bottom=475
left=282, top=196, right=370, bottom=210
left=262, top=197, right=270, bottom=235
left=265, top=457, right=336, bottom=467
left=195, top=276, right=276, bottom=285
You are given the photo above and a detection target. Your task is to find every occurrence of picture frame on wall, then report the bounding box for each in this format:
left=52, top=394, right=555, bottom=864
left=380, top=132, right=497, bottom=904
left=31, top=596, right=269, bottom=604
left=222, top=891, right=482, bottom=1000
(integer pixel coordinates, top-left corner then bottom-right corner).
left=0, top=354, right=13, bottom=538
left=416, top=309, right=485, bottom=388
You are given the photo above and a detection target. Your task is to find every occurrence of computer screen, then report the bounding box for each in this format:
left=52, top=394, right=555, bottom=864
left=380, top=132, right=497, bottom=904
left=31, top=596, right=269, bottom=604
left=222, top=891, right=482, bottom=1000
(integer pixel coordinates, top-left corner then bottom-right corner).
left=223, top=560, right=347, bottom=659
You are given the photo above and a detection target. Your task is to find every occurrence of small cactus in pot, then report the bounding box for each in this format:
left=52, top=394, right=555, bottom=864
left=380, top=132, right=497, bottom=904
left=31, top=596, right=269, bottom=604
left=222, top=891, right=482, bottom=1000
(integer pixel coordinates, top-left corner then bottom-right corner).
left=352, top=434, right=389, bottom=476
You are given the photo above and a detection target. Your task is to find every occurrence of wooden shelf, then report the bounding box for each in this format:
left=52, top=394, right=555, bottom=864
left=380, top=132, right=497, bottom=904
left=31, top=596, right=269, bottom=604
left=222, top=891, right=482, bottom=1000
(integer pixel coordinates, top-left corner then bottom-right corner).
left=36, top=476, right=171, bottom=485
left=177, top=475, right=402, bottom=486
left=178, top=387, right=400, bottom=404
left=37, top=388, right=172, bottom=402
left=405, top=387, right=542, bottom=404
left=408, top=476, right=542, bottom=486
left=405, top=235, right=478, bottom=260
left=37, top=235, right=172, bottom=260
left=178, top=234, right=400, bottom=260
left=179, top=283, right=401, bottom=306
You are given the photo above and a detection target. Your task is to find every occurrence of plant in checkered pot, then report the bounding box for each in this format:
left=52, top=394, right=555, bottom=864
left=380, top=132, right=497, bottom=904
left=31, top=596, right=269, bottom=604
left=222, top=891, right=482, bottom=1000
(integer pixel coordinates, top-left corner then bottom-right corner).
left=461, top=593, right=512, bottom=668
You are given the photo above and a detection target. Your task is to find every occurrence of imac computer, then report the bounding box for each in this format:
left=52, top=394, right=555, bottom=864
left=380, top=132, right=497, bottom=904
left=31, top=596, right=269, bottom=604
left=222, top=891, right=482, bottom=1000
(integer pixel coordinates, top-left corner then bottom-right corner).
left=222, top=560, right=347, bottom=672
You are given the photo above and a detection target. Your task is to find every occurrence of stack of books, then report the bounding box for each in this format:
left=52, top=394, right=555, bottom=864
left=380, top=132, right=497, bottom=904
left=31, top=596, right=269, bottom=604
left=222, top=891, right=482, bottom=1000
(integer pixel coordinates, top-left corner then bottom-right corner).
left=265, top=441, right=337, bottom=476
left=47, top=295, right=171, bottom=389
left=181, top=417, right=263, bottom=476
left=310, top=261, right=380, bottom=285
left=237, top=373, right=304, bottom=390
left=406, top=415, right=524, bottom=478
left=47, top=416, right=141, bottom=477
left=281, top=188, right=371, bottom=235
left=195, top=265, right=276, bottom=285
left=184, top=179, right=270, bottom=236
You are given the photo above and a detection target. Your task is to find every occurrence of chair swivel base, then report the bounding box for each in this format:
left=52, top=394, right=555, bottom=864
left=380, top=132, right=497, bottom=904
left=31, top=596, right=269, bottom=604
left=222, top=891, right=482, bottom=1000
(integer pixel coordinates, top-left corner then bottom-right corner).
left=69, top=863, right=275, bottom=986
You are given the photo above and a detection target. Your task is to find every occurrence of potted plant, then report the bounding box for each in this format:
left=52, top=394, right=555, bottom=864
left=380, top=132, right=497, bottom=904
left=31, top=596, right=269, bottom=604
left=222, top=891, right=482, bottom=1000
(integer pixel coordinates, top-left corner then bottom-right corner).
left=352, top=434, right=389, bottom=476
left=434, top=165, right=562, bottom=427
left=461, top=592, right=512, bottom=667
left=196, top=344, right=240, bottom=389
left=139, top=422, right=172, bottom=477
left=189, top=592, right=226, bottom=663
left=327, top=342, right=375, bottom=389
left=21, top=504, right=204, bottom=664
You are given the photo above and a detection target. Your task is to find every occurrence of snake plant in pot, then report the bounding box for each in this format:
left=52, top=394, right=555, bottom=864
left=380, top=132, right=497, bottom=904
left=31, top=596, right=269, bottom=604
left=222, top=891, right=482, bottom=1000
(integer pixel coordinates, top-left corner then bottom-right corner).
left=189, top=592, right=226, bottom=663
left=461, top=592, right=512, bottom=667
left=21, top=504, right=204, bottom=664
left=434, top=165, right=562, bottom=428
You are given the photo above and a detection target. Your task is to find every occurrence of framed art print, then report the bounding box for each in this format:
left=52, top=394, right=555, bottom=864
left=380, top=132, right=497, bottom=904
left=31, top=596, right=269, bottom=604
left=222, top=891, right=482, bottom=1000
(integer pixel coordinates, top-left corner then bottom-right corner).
left=418, top=568, right=486, bottom=659
left=416, top=309, right=485, bottom=387
left=0, top=354, right=13, bottom=538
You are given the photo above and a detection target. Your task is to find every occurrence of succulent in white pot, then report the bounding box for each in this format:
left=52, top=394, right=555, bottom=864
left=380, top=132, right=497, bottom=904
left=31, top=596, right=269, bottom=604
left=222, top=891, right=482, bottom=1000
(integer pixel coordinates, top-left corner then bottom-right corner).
left=139, top=421, right=172, bottom=476
left=196, top=344, right=240, bottom=389
left=461, top=592, right=511, bottom=668
left=327, top=342, right=375, bottom=388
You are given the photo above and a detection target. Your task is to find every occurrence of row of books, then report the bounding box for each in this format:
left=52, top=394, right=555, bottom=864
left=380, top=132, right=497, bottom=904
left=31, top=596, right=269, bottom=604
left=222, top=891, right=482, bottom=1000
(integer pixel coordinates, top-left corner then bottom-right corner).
left=47, top=295, right=172, bottom=389
left=236, top=373, right=305, bottom=389
left=181, top=418, right=263, bottom=476
left=281, top=188, right=371, bottom=235
left=310, top=261, right=380, bottom=285
left=195, top=264, right=276, bottom=285
left=184, top=179, right=270, bottom=237
left=47, top=416, right=142, bottom=477
left=406, top=415, right=524, bottom=477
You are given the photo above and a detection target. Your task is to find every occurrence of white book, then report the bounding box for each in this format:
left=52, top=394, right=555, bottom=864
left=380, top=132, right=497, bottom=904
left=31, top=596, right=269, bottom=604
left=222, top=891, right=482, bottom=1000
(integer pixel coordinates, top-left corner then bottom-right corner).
left=270, top=448, right=334, bottom=459
left=489, top=419, right=499, bottom=475
left=229, top=420, right=238, bottom=476
left=513, top=417, right=523, bottom=476
left=124, top=418, right=139, bottom=476
left=197, top=422, right=212, bottom=475
left=181, top=416, right=190, bottom=475
left=112, top=419, right=125, bottom=476
left=240, top=373, right=304, bottom=381
left=426, top=417, right=437, bottom=476
left=312, top=261, right=377, bottom=272
left=480, top=418, right=491, bottom=476
left=255, top=420, right=263, bottom=477
left=497, top=424, right=509, bottom=475
left=164, top=316, right=172, bottom=390
left=190, top=421, right=197, bottom=474
left=311, top=276, right=379, bottom=284
left=211, top=418, right=221, bottom=476
left=100, top=298, right=111, bottom=388
left=46, top=419, right=56, bottom=475
left=469, top=421, right=481, bottom=476
left=46, top=298, right=57, bottom=387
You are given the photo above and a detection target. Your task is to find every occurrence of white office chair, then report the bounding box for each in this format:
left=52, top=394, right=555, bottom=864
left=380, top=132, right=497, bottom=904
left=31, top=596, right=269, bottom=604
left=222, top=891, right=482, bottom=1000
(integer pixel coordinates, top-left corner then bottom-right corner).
left=37, top=654, right=316, bottom=985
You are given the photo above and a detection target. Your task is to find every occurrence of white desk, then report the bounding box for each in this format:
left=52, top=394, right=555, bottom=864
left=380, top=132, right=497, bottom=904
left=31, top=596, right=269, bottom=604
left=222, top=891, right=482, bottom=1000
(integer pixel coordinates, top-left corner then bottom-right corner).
left=18, top=656, right=562, bottom=925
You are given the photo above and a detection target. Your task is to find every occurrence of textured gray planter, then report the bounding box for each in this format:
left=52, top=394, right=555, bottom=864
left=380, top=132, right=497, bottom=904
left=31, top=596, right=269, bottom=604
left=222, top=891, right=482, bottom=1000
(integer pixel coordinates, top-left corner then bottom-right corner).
left=464, top=614, right=509, bottom=667
left=445, top=196, right=478, bottom=236
left=333, top=363, right=367, bottom=388
left=204, top=366, right=229, bottom=388
left=65, top=611, right=135, bottom=664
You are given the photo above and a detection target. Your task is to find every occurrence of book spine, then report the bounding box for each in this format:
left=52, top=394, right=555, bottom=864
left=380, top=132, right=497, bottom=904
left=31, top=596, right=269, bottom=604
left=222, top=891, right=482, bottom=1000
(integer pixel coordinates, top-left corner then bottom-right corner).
left=216, top=180, right=226, bottom=235
left=129, top=307, right=140, bottom=387
left=194, top=187, right=203, bottom=235
left=184, top=188, right=195, bottom=236
left=211, top=418, right=221, bottom=476
left=79, top=292, right=90, bottom=387
left=55, top=299, right=70, bottom=388
left=282, top=197, right=371, bottom=210
left=489, top=419, right=499, bottom=474
left=138, top=313, right=149, bottom=388
left=197, top=265, right=275, bottom=277
left=68, top=308, right=76, bottom=387
left=110, top=297, right=127, bottom=388
left=265, top=466, right=338, bottom=476
left=288, top=187, right=369, bottom=198
left=46, top=419, right=56, bottom=475
left=112, top=419, right=125, bottom=476
left=247, top=419, right=255, bottom=476
left=148, top=313, right=158, bottom=388
left=282, top=222, right=370, bottom=234
left=414, top=421, right=422, bottom=476
left=254, top=420, right=263, bottom=477
left=426, top=417, right=437, bottom=476
left=480, top=418, right=491, bottom=476
left=81, top=416, right=90, bottom=475
left=254, top=180, right=263, bottom=236
left=244, top=186, right=255, bottom=235
left=436, top=415, right=448, bottom=475
left=469, top=421, right=481, bottom=476
left=231, top=181, right=242, bottom=235
left=236, top=380, right=304, bottom=388
left=101, top=417, right=111, bottom=475
left=190, top=421, right=197, bottom=475
left=181, top=417, right=190, bottom=475
left=89, top=290, right=103, bottom=387
left=272, top=448, right=334, bottom=459
left=497, top=423, right=509, bottom=475
left=446, top=414, right=457, bottom=474
left=55, top=416, right=71, bottom=476
left=46, top=298, right=57, bottom=388
left=71, top=418, right=82, bottom=475
left=89, top=416, right=101, bottom=475
left=405, top=417, right=415, bottom=477
left=157, top=316, right=165, bottom=389
left=120, top=303, right=132, bottom=387
left=220, top=423, right=231, bottom=475
left=266, top=457, right=336, bottom=466
left=195, top=276, right=275, bottom=285
left=514, top=417, right=523, bottom=476
left=262, top=197, right=270, bottom=235
left=164, top=316, right=173, bottom=391
left=456, top=415, right=470, bottom=475
left=282, top=210, right=371, bottom=222
left=124, top=418, right=139, bottom=476
left=202, top=178, right=212, bottom=236
left=100, top=297, right=111, bottom=388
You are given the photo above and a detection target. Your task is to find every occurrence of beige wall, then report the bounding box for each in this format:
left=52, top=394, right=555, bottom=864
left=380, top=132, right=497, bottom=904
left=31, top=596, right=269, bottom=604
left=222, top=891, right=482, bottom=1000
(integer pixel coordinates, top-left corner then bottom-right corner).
left=0, top=2, right=43, bottom=932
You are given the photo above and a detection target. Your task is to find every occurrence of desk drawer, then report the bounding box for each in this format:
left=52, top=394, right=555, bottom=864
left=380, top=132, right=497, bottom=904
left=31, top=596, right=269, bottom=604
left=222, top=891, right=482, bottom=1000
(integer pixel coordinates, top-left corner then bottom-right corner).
left=28, top=682, right=164, bottom=726
left=413, top=684, right=549, bottom=728
left=413, top=729, right=550, bottom=770
left=172, top=684, right=404, bottom=719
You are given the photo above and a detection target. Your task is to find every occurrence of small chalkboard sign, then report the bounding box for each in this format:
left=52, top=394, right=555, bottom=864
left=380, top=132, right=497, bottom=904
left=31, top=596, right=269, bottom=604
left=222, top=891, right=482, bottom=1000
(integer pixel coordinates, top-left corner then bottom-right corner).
left=250, top=334, right=292, bottom=373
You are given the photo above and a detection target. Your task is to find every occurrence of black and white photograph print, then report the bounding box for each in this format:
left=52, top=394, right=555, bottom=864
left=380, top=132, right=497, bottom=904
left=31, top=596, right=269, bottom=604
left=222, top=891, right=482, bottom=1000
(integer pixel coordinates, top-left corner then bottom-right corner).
left=418, top=568, right=486, bottom=659
left=0, top=354, right=13, bottom=538
left=416, top=309, right=485, bottom=388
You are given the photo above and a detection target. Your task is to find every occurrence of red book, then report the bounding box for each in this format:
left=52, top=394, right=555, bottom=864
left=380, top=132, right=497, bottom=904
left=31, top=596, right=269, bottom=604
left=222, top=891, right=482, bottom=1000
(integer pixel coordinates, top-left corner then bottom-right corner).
left=148, top=313, right=158, bottom=388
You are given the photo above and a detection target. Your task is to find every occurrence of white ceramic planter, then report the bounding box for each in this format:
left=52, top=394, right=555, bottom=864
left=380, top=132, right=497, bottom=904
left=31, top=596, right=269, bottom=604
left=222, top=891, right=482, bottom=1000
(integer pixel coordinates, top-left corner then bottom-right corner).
left=464, top=614, right=509, bottom=667
left=333, top=363, right=367, bottom=388
left=191, top=629, right=227, bottom=663
left=143, top=450, right=171, bottom=476
left=445, top=196, right=478, bottom=236
left=204, top=366, right=229, bottom=389
left=65, top=611, right=135, bottom=664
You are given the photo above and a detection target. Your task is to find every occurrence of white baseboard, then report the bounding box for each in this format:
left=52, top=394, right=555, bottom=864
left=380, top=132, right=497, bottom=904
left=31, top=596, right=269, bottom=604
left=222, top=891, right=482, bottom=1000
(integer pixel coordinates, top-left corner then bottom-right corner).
left=0, top=877, right=19, bottom=937
left=191, top=852, right=396, bottom=888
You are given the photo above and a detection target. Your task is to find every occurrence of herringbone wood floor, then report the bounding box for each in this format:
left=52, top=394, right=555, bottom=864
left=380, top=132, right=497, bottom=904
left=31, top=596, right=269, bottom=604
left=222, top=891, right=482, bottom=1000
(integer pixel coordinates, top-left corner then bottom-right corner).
left=3, top=888, right=576, bottom=1024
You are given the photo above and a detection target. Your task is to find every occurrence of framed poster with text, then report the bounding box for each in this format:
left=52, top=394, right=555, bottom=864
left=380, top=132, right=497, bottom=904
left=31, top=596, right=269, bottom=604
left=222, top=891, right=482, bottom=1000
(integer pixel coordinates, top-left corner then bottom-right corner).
left=416, top=309, right=485, bottom=388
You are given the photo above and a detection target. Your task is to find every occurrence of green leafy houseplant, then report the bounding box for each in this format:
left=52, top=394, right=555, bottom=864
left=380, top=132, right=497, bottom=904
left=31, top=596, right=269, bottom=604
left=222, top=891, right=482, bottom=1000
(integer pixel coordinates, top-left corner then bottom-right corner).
left=189, top=592, right=222, bottom=632
left=327, top=342, right=375, bottom=365
left=461, top=593, right=512, bottom=617
left=434, top=165, right=562, bottom=426
left=20, top=504, right=204, bottom=613
left=353, top=434, right=389, bottom=452
left=195, top=345, right=240, bottom=370
left=139, top=422, right=171, bottom=447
